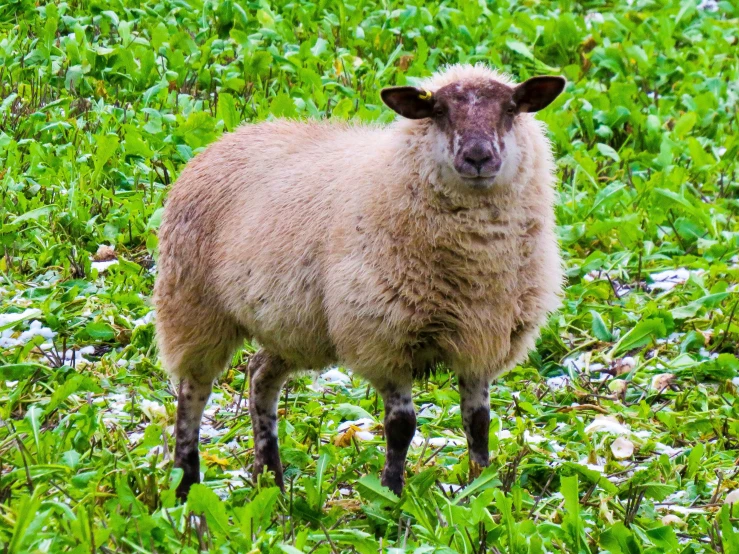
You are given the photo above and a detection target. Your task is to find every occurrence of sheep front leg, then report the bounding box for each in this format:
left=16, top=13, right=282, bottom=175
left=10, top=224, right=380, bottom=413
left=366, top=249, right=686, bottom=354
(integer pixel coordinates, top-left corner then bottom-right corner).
left=249, top=351, right=290, bottom=490
left=378, top=379, right=416, bottom=496
left=459, top=375, right=491, bottom=479
left=175, top=377, right=213, bottom=500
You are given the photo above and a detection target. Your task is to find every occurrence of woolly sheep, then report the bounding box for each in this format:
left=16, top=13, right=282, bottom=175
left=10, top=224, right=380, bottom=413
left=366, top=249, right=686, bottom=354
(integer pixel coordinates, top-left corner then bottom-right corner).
left=154, top=64, right=565, bottom=499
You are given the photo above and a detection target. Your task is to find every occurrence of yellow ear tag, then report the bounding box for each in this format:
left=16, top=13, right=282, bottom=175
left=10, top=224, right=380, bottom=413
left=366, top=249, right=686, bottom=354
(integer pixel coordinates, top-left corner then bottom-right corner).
left=418, top=90, right=433, bottom=101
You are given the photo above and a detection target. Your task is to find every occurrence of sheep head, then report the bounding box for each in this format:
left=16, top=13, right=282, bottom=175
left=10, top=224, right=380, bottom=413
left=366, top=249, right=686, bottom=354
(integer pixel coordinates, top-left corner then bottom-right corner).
left=382, top=74, right=565, bottom=190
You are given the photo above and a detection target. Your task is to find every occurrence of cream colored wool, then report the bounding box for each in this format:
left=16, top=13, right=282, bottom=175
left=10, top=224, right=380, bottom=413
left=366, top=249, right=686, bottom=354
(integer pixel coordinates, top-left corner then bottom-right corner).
left=154, top=64, right=563, bottom=389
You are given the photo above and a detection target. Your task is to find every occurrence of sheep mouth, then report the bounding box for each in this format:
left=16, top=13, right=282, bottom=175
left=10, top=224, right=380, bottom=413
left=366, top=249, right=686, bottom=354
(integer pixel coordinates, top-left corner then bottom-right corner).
left=460, top=175, right=497, bottom=189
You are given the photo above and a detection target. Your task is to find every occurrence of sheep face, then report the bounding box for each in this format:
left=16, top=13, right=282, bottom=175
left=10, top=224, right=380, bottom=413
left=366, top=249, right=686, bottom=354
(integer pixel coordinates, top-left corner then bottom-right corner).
left=382, top=75, right=565, bottom=190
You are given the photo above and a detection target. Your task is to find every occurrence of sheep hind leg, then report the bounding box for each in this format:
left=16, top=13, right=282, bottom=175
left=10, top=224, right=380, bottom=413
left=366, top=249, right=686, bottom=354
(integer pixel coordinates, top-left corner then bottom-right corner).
left=377, top=378, right=416, bottom=496
left=249, top=351, right=291, bottom=490
left=175, top=376, right=213, bottom=500
left=459, top=375, right=491, bottom=480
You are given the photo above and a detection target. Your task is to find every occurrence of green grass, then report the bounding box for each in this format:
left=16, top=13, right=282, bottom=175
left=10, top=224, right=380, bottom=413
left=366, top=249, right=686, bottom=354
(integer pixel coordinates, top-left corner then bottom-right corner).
left=1, top=0, right=739, bottom=552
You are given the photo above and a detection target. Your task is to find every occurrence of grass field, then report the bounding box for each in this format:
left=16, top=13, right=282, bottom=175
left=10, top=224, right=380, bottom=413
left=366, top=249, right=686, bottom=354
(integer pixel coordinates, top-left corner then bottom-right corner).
left=1, top=0, right=739, bottom=552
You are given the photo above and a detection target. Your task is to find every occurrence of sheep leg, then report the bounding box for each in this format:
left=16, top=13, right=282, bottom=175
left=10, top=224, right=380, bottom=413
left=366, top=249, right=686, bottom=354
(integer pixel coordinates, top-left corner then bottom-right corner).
left=459, top=375, right=491, bottom=479
left=249, top=351, right=290, bottom=490
left=175, top=377, right=213, bottom=500
left=378, top=379, right=416, bottom=496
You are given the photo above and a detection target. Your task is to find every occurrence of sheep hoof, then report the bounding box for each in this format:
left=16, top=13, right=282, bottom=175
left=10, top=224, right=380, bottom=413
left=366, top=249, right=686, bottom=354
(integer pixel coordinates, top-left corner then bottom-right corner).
left=381, top=472, right=405, bottom=497
left=469, top=459, right=488, bottom=481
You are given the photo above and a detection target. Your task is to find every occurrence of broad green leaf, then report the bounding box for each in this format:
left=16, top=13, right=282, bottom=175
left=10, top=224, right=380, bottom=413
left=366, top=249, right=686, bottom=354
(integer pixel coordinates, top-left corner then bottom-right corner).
left=590, top=310, right=613, bottom=341
left=217, top=92, right=239, bottom=132
left=355, top=474, right=399, bottom=507
left=92, top=135, right=120, bottom=181
left=610, top=319, right=666, bottom=357
left=673, top=112, right=697, bottom=138
left=84, top=321, right=115, bottom=341
left=334, top=403, right=374, bottom=421
left=187, top=484, right=230, bottom=536
left=686, top=443, right=704, bottom=479
left=453, top=464, right=501, bottom=503
left=596, top=143, right=620, bottom=162
left=600, top=522, right=642, bottom=554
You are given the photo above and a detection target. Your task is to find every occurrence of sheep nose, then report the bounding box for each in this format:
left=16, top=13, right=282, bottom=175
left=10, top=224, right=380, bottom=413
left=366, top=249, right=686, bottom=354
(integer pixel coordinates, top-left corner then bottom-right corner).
left=461, top=143, right=496, bottom=174
left=464, top=152, right=493, bottom=172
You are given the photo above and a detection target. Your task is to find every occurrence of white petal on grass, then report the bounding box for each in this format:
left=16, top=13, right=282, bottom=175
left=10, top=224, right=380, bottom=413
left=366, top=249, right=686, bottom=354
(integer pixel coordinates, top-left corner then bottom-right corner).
left=647, top=268, right=690, bottom=291
left=427, top=436, right=465, bottom=447
left=620, top=356, right=636, bottom=370
left=0, top=308, right=42, bottom=327
left=658, top=505, right=705, bottom=515
left=656, top=332, right=684, bottom=345
left=418, top=403, right=442, bottom=418
left=655, top=443, right=682, bottom=457
left=578, top=457, right=605, bottom=473
left=564, top=353, right=587, bottom=372
left=524, top=431, right=547, bottom=444
left=547, top=376, right=569, bottom=390
left=698, top=0, right=719, bottom=11
left=320, top=368, right=351, bottom=385
left=585, top=416, right=630, bottom=435
left=0, top=332, right=20, bottom=348
left=224, top=469, right=250, bottom=481
left=200, top=423, right=228, bottom=439
left=43, top=345, right=96, bottom=366
left=91, top=259, right=119, bottom=273
left=336, top=418, right=377, bottom=442
left=411, top=431, right=425, bottom=447
left=336, top=418, right=374, bottom=433
left=0, top=310, right=47, bottom=348
left=439, top=483, right=463, bottom=494
left=725, top=490, right=739, bottom=505
left=140, top=398, right=168, bottom=422
left=18, top=320, right=56, bottom=343
left=611, top=436, right=635, bottom=459
left=133, top=310, right=155, bottom=327
left=563, top=352, right=605, bottom=374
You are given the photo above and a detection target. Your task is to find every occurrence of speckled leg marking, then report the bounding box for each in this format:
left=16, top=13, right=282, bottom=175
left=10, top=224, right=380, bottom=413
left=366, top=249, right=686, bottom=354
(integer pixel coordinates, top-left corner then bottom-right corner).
left=175, top=378, right=213, bottom=500
left=378, top=380, right=416, bottom=496
left=459, top=376, right=491, bottom=479
left=249, top=350, right=290, bottom=490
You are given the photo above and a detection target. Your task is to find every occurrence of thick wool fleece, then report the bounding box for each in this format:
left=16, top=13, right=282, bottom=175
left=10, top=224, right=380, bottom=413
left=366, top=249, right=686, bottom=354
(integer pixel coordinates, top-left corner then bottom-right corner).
left=155, top=64, right=562, bottom=385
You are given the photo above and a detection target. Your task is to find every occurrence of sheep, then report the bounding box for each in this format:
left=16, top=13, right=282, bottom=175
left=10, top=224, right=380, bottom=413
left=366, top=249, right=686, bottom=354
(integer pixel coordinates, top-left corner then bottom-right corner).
left=154, top=63, right=565, bottom=500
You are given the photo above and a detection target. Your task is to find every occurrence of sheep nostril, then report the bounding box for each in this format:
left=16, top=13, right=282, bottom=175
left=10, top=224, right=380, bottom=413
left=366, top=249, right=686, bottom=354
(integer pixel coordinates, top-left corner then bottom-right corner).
left=464, top=155, right=493, bottom=172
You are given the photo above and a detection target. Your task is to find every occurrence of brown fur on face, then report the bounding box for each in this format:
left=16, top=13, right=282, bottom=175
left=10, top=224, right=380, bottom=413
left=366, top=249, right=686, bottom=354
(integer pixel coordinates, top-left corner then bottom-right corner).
left=381, top=70, right=564, bottom=191
left=432, top=81, right=516, bottom=180
left=155, top=63, right=564, bottom=497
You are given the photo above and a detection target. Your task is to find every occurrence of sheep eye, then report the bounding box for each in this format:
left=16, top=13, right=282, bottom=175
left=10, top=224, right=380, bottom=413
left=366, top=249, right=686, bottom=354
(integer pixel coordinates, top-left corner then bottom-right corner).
left=433, top=105, right=446, bottom=117
left=506, top=105, right=517, bottom=115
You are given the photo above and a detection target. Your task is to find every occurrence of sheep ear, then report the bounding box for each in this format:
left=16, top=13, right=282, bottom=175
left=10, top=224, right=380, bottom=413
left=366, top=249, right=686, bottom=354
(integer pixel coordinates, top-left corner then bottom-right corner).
left=381, top=86, right=435, bottom=119
left=513, top=76, right=566, bottom=113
